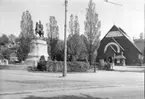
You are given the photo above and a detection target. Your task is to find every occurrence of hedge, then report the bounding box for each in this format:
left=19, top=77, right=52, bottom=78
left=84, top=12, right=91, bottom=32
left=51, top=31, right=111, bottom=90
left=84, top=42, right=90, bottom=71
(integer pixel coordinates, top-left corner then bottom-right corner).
left=35, top=61, right=90, bottom=72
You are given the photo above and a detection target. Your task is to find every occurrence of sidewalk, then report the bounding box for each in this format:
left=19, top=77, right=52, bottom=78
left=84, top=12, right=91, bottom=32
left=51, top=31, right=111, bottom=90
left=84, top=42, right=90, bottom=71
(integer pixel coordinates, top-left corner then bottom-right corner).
left=113, top=66, right=145, bottom=72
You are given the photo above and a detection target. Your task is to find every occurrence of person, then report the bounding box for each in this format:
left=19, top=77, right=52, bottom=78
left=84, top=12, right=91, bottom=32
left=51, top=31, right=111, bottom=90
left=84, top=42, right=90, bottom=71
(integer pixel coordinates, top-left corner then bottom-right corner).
left=99, top=59, right=105, bottom=69
left=37, top=56, right=46, bottom=71
left=108, top=57, right=113, bottom=69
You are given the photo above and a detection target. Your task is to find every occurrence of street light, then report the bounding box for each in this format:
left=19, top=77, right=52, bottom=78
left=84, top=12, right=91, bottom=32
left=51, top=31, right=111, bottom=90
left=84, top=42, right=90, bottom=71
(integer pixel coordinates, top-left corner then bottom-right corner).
left=104, top=0, right=123, bottom=6
left=63, top=0, right=68, bottom=77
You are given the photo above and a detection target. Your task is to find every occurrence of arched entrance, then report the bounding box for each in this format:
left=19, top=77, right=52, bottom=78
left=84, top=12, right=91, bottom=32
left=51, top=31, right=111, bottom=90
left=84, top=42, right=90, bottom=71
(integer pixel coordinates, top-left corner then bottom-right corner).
left=104, top=42, right=120, bottom=53
left=104, top=42, right=120, bottom=62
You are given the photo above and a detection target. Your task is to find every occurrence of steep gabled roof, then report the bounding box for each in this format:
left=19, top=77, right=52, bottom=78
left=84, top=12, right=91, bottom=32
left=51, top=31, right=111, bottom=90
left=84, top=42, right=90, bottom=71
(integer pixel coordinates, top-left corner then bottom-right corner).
left=102, top=25, right=142, bottom=54
left=118, top=27, right=134, bottom=44
left=117, top=27, right=142, bottom=54
left=118, top=28, right=126, bottom=35
left=102, top=25, right=123, bottom=40
left=134, top=39, right=145, bottom=54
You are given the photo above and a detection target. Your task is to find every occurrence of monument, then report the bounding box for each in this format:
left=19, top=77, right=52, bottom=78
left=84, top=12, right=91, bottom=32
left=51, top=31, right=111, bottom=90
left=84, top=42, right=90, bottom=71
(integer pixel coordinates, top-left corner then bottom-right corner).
left=26, top=21, right=49, bottom=66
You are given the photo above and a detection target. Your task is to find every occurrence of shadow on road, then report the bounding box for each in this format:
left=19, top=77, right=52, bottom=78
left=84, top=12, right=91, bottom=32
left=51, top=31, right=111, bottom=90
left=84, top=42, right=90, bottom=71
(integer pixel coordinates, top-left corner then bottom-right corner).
left=23, top=94, right=109, bottom=99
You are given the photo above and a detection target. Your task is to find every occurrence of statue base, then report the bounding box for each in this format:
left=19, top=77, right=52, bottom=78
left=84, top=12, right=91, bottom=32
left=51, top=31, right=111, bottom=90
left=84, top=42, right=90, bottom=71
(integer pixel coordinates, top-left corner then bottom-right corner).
left=25, top=38, right=49, bottom=66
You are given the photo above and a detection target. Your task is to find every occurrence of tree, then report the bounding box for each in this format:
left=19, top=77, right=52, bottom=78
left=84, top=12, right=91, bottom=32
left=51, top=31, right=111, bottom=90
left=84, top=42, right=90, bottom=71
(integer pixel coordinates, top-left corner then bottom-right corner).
left=46, top=16, right=59, bottom=39
left=46, top=16, right=59, bottom=60
left=1, top=47, right=12, bottom=60
left=0, top=34, right=9, bottom=45
left=0, top=34, right=17, bottom=60
left=0, top=52, right=4, bottom=60
left=67, top=34, right=82, bottom=61
left=69, top=14, right=74, bottom=36
left=139, top=32, right=144, bottom=39
left=84, top=0, right=101, bottom=67
left=20, top=10, right=34, bottom=38
left=67, top=15, right=84, bottom=61
left=79, top=35, right=89, bottom=61
left=17, top=37, right=31, bottom=61
left=55, top=40, right=65, bottom=61
left=8, top=34, right=17, bottom=44
left=68, top=14, right=80, bottom=36
left=0, top=34, right=10, bottom=60
left=17, top=10, right=34, bottom=61
left=74, top=16, right=80, bottom=35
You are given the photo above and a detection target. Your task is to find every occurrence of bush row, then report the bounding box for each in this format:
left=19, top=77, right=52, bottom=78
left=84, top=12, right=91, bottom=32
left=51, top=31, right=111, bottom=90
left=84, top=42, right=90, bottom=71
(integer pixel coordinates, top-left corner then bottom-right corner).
left=32, top=61, right=90, bottom=72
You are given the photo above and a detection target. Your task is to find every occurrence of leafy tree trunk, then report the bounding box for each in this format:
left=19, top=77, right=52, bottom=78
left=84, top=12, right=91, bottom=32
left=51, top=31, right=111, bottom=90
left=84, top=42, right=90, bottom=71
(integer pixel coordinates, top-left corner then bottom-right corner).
left=17, top=10, right=34, bottom=62
left=84, top=0, right=101, bottom=72
left=46, top=16, right=59, bottom=61
left=67, top=14, right=81, bottom=62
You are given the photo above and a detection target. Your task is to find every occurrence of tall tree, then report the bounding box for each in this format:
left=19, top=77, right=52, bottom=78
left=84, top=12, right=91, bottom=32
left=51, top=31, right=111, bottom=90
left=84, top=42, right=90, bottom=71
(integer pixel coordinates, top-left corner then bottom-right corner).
left=20, top=10, right=34, bottom=38
left=17, top=37, right=31, bottom=61
left=55, top=40, right=65, bottom=61
left=68, top=15, right=83, bottom=61
left=46, top=16, right=59, bottom=39
left=69, top=14, right=80, bottom=36
left=84, top=0, right=101, bottom=66
left=74, top=16, right=80, bottom=35
left=17, top=10, right=34, bottom=61
left=67, top=34, right=84, bottom=61
left=69, top=14, right=74, bottom=36
left=46, top=16, right=59, bottom=60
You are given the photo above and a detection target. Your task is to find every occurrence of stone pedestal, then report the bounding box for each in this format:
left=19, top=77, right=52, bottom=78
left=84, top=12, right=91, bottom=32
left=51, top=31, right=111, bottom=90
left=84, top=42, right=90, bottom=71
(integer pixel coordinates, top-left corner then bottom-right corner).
left=25, top=38, right=49, bottom=66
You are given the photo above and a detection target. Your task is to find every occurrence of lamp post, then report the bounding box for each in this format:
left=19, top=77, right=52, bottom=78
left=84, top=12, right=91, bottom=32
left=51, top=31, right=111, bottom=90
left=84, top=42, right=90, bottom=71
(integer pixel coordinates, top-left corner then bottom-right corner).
left=63, top=0, right=68, bottom=77
left=104, top=0, right=123, bottom=6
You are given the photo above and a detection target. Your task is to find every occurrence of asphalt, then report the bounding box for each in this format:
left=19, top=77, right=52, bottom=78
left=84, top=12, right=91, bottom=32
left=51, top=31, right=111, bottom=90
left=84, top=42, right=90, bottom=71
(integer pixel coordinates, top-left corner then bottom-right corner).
left=0, top=66, right=144, bottom=99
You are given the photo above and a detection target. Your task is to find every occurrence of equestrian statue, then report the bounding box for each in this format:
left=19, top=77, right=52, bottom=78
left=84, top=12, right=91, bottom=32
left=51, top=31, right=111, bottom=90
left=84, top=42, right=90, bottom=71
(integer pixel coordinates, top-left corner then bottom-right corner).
left=35, top=21, right=44, bottom=37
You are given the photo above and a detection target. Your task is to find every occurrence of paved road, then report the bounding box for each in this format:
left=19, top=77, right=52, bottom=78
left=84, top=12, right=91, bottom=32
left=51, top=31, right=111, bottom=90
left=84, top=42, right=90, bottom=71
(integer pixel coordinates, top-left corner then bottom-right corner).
left=0, top=85, right=144, bottom=99
left=0, top=67, right=144, bottom=99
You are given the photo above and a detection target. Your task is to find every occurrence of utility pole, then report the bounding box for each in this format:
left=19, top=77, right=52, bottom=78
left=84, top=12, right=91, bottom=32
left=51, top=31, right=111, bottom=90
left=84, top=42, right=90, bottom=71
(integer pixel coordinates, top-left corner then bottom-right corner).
left=144, top=4, right=145, bottom=63
left=63, top=0, right=68, bottom=77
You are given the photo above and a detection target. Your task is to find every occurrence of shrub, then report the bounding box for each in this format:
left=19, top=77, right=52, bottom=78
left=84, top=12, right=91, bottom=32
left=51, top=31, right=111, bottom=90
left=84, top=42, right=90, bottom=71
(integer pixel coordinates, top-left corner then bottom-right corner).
left=37, top=55, right=47, bottom=71
left=67, top=61, right=90, bottom=72
left=98, top=59, right=111, bottom=70
left=46, top=61, right=90, bottom=72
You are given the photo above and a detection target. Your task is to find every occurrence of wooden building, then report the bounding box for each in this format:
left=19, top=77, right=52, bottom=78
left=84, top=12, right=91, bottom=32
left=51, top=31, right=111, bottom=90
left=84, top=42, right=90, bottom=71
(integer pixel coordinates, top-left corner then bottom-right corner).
left=97, top=25, right=143, bottom=66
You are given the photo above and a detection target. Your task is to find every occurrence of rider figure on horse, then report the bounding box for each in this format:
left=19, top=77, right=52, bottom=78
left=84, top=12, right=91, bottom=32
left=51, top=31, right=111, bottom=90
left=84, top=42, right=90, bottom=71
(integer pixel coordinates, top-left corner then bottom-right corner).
left=35, top=20, right=44, bottom=37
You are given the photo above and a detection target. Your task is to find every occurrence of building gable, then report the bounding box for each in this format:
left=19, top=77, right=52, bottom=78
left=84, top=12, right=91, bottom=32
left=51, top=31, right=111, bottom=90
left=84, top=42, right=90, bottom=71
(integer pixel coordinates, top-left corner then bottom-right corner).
left=102, top=25, right=142, bottom=54
left=106, top=31, right=123, bottom=37
left=97, top=25, right=143, bottom=65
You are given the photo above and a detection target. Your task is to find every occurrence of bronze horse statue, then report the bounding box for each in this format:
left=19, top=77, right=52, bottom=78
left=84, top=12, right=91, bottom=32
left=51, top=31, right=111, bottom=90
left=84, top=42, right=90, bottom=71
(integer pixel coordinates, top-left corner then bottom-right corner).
left=35, top=21, right=44, bottom=37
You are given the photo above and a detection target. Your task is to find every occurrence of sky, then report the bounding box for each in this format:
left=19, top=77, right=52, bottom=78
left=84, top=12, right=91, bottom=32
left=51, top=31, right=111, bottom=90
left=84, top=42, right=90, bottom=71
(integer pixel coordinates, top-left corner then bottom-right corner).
left=0, top=0, right=144, bottom=40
